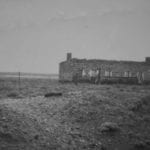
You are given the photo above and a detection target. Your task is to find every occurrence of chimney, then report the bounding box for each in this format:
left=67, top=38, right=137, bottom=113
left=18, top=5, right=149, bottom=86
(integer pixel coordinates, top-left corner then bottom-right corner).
left=145, top=57, right=150, bottom=64
left=67, top=53, right=72, bottom=61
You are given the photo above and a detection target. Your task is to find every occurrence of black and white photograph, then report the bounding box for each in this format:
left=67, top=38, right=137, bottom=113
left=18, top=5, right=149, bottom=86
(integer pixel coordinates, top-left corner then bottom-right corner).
left=0, top=0, right=150, bottom=149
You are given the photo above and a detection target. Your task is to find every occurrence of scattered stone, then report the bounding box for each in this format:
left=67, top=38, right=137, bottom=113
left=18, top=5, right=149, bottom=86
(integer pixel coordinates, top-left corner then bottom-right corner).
left=146, top=140, right=150, bottom=145
left=34, top=135, right=39, bottom=140
left=87, top=141, right=106, bottom=150
left=88, top=143, right=98, bottom=149
left=0, top=132, right=18, bottom=143
left=44, top=92, right=62, bottom=97
left=133, top=141, right=147, bottom=149
left=7, top=92, right=22, bottom=99
left=2, top=124, right=8, bottom=129
left=1, top=116, right=6, bottom=121
left=101, top=145, right=107, bottom=150
left=99, top=122, right=120, bottom=132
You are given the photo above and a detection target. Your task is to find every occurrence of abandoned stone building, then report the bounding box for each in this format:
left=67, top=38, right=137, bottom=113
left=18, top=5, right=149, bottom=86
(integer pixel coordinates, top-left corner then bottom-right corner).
left=59, top=53, right=150, bottom=84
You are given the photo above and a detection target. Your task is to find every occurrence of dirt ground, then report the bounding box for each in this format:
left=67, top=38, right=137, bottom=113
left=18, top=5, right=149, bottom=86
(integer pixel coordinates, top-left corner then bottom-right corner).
left=0, top=78, right=150, bottom=150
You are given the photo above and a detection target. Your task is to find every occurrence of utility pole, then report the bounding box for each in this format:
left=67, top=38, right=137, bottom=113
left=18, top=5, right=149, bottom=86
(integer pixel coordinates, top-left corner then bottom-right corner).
left=18, top=71, right=21, bottom=93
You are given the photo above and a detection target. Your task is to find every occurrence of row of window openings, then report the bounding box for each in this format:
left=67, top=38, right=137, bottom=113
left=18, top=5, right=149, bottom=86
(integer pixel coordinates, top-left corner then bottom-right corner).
left=82, top=70, right=142, bottom=77
left=104, top=71, right=133, bottom=77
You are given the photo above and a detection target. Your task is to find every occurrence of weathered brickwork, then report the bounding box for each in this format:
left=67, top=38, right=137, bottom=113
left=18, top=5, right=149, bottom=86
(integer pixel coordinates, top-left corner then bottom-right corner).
left=59, top=53, right=150, bottom=84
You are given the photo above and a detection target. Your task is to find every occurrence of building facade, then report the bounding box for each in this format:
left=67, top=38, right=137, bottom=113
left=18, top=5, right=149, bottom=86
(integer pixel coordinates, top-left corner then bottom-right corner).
left=59, top=53, right=150, bottom=84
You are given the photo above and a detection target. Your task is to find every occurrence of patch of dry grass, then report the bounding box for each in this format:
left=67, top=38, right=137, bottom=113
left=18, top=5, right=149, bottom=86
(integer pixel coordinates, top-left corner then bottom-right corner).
left=0, top=78, right=150, bottom=149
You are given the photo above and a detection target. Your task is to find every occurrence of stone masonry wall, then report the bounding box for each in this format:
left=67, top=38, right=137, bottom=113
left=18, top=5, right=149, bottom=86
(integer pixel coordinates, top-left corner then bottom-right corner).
left=59, top=58, right=150, bottom=83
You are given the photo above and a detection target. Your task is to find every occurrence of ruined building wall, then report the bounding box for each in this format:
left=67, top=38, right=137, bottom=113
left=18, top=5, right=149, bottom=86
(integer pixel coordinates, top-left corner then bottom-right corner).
left=59, top=62, right=73, bottom=81
left=59, top=54, right=150, bottom=83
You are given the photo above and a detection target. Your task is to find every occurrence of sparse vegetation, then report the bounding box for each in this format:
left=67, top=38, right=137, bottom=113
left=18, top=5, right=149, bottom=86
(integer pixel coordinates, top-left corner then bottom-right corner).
left=0, top=77, right=150, bottom=150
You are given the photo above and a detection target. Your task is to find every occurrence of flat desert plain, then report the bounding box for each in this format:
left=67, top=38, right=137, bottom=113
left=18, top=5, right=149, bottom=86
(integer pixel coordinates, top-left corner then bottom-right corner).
left=0, top=77, right=150, bottom=150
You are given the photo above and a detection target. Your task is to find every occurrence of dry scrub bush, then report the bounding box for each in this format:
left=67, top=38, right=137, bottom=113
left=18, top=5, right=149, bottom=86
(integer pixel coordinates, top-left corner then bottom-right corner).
left=99, top=122, right=120, bottom=133
left=130, top=95, right=150, bottom=112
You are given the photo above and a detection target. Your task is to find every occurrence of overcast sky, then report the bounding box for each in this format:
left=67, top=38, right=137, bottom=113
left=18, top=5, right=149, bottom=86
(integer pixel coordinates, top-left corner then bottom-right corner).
left=0, top=0, right=150, bottom=73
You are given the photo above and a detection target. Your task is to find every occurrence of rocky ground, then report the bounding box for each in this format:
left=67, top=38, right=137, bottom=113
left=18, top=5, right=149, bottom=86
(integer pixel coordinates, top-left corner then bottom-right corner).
left=0, top=78, right=150, bottom=150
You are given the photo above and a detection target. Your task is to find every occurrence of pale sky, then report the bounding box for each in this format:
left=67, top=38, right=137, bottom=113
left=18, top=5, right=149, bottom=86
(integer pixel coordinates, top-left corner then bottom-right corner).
left=0, top=0, right=150, bottom=73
